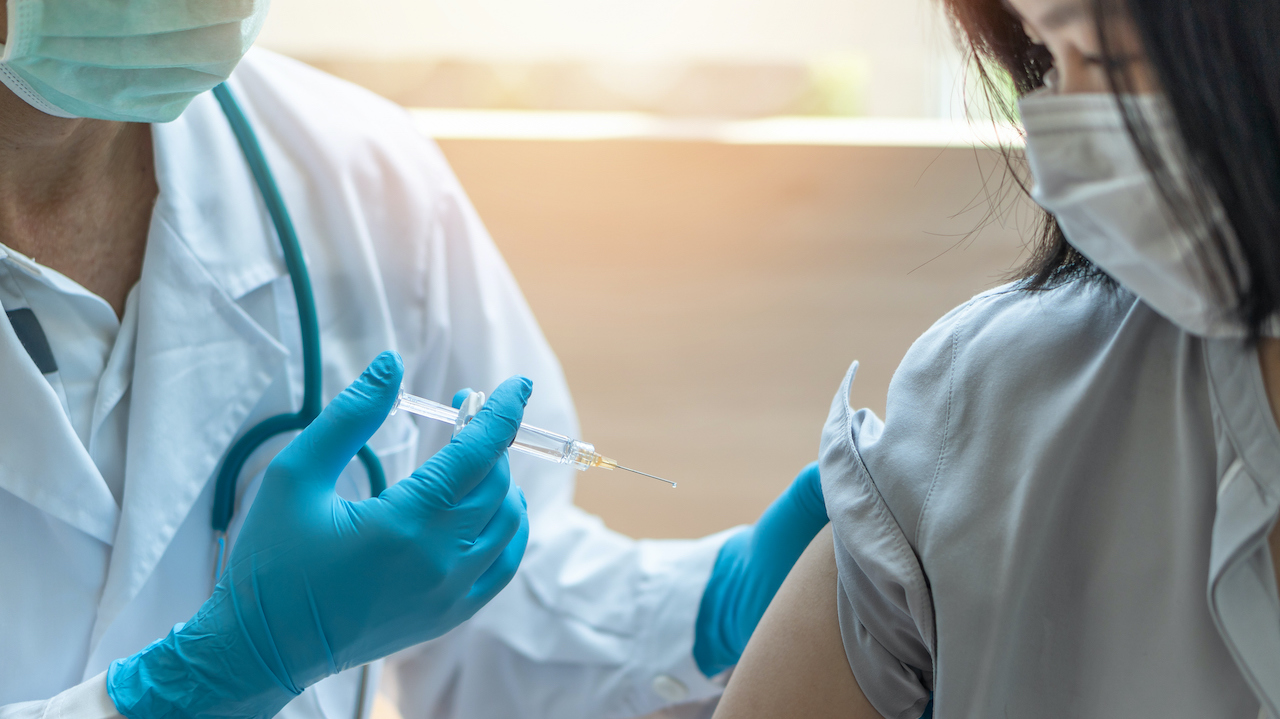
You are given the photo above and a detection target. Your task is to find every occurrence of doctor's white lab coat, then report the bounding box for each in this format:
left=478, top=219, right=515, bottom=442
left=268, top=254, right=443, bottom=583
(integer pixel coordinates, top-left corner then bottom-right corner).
left=0, top=50, right=727, bottom=719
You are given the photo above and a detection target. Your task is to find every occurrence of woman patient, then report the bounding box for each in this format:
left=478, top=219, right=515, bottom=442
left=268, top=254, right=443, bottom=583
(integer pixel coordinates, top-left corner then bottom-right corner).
left=714, top=0, right=1280, bottom=716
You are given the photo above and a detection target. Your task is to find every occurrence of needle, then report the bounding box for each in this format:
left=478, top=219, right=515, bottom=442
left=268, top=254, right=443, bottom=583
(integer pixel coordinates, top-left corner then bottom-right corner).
left=615, top=465, right=677, bottom=488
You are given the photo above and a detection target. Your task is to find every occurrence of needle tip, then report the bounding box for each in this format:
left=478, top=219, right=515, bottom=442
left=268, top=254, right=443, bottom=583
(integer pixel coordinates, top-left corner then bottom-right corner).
left=616, top=465, right=677, bottom=487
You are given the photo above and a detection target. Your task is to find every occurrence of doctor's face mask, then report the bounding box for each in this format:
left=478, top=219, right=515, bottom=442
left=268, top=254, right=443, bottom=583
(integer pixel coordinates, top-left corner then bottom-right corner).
left=1018, top=88, right=1277, bottom=338
left=0, top=0, right=269, bottom=123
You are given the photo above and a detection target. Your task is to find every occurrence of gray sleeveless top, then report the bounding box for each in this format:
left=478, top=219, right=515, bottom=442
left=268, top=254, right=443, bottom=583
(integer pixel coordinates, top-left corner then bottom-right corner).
left=820, top=279, right=1280, bottom=718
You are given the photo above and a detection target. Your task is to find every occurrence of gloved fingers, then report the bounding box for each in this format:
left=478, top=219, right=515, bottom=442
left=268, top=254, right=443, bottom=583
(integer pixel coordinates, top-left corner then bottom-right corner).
left=271, top=351, right=403, bottom=492
left=754, top=461, right=827, bottom=556
left=465, top=483, right=525, bottom=569
left=789, top=461, right=826, bottom=524
left=451, top=388, right=474, bottom=409
left=422, top=376, right=531, bottom=506
left=451, top=453, right=513, bottom=541
left=466, top=487, right=529, bottom=605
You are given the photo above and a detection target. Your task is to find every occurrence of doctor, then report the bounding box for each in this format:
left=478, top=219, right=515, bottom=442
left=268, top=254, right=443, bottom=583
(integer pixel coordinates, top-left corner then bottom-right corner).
left=0, top=2, right=828, bottom=719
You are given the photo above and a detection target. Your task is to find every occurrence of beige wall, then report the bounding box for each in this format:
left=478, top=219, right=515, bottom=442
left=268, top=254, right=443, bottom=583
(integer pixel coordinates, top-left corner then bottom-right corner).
left=436, top=137, right=1037, bottom=538
left=258, top=0, right=966, bottom=117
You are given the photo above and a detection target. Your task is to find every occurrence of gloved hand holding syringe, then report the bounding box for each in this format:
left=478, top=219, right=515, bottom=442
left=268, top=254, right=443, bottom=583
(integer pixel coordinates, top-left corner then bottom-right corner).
left=393, top=389, right=676, bottom=487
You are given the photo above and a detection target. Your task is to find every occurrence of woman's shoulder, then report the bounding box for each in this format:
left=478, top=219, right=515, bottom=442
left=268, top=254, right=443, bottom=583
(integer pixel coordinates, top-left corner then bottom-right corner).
left=848, top=278, right=1159, bottom=545
left=910, top=277, right=1140, bottom=379
left=890, top=276, right=1143, bottom=423
left=817, top=278, right=1158, bottom=716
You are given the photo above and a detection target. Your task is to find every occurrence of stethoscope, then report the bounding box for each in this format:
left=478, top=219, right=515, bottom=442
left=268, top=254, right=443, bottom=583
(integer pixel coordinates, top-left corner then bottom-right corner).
left=208, top=82, right=386, bottom=719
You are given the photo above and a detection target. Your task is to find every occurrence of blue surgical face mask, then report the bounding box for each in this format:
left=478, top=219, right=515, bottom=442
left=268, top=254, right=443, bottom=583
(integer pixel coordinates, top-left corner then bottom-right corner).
left=0, top=0, right=270, bottom=123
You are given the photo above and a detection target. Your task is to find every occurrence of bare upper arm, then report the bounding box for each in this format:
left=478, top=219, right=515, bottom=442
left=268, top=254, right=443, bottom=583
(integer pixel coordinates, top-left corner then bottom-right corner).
left=713, top=529, right=882, bottom=719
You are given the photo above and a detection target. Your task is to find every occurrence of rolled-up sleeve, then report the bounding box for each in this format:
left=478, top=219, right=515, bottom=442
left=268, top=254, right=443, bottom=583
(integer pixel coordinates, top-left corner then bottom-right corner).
left=818, top=297, right=986, bottom=719
left=821, top=387, right=934, bottom=719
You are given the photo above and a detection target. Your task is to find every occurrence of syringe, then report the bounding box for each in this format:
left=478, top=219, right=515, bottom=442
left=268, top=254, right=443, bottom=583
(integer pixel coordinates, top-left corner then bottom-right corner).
left=392, top=390, right=676, bottom=487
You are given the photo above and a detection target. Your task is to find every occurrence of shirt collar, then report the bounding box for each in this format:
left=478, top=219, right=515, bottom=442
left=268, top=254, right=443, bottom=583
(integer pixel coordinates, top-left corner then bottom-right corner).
left=1205, top=339, right=1280, bottom=494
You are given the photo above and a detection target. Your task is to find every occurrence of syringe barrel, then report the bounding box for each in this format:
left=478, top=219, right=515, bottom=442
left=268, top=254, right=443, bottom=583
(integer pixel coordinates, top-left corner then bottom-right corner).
left=394, top=390, right=596, bottom=470
left=394, top=391, right=458, bottom=424
left=511, top=424, right=597, bottom=471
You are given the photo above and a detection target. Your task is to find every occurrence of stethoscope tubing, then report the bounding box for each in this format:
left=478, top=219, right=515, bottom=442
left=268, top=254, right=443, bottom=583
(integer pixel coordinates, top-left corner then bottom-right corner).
left=210, top=82, right=386, bottom=549
left=209, top=82, right=383, bottom=719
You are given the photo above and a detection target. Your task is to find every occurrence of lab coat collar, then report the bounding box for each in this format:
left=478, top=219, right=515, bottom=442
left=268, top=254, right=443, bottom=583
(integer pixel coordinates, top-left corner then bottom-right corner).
left=90, top=88, right=293, bottom=646
left=149, top=88, right=289, bottom=301
left=0, top=295, right=120, bottom=545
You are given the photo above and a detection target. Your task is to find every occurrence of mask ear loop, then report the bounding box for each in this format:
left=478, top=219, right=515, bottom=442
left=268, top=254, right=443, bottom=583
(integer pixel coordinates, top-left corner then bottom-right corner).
left=453, top=391, right=486, bottom=438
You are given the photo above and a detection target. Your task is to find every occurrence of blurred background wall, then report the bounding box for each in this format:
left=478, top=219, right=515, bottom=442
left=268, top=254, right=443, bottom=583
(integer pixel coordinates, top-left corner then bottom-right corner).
left=255, top=0, right=1032, bottom=541
left=440, top=140, right=1034, bottom=542
left=257, top=0, right=978, bottom=118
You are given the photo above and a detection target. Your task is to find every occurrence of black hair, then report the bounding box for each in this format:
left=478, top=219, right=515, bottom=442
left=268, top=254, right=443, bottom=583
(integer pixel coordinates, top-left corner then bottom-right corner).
left=937, top=0, right=1105, bottom=290
left=942, top=0, right=1280, bottom=336
left=1099, top=0, right=1280, bottom=338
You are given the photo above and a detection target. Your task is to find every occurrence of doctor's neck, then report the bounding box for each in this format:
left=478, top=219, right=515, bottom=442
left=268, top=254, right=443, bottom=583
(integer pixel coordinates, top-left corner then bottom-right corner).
left=0, top=1, right=156, bottom=318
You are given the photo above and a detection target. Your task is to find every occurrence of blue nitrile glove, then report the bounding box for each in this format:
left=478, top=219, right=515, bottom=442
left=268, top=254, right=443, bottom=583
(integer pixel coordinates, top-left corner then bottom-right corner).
left=693, top=461, right=828, bottom=677
left=106, top=352, right=531, bottom=719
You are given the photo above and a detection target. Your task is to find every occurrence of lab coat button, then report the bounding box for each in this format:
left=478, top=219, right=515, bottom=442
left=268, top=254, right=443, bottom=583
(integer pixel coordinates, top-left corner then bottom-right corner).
left=651, top=674, right=689, bottom=702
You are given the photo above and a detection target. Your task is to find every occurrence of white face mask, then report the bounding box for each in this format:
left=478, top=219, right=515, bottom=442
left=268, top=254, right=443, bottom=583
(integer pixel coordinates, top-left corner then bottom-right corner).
left=0, top=0, right=269, bottom=123
left=1019, top=88, right=1277, bottom=338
